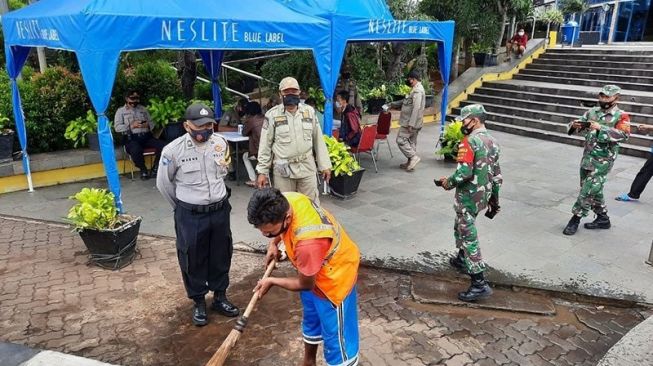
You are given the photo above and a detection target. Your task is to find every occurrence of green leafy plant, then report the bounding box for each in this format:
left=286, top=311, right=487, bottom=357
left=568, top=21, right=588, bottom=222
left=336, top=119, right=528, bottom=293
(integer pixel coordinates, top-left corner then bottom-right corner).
left=0, top=112, right=12, bottom=135
left=389, top=82, right=412, bottom=97
left=366, top=84, right=389, bottom=100
left=437, top=121, right=464, bottom=159
left=308, top=87, right=326, bottom=113
left=148, top=97, right=186, bottom=129
left=67, top=188, right=119, bottom=231
left=470, top=42, right=491, bottom=54
left=559, top=0, right=588, bottom=15
left=64, top=110, right=97, bottom=148
left=324, top=135, right=361, bottom=177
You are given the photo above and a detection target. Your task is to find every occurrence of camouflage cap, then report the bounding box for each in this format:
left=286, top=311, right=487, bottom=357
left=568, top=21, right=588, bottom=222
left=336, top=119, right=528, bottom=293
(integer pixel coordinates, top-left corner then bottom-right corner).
left=458, top=104, right=487, bottom=120
left=599, top=84, right=621, bottom=97
left=279, top=77, right=300, bottom=91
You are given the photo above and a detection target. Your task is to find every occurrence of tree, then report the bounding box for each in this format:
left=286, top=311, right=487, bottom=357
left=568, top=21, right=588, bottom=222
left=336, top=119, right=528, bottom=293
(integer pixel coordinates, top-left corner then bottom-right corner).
left=538, top=7, right=564, bottom=39
left=559, top=0, right=588, bottom=25
left=178, top=51, right=197, bottom=101
left=493, top=0, right=532, bottom=52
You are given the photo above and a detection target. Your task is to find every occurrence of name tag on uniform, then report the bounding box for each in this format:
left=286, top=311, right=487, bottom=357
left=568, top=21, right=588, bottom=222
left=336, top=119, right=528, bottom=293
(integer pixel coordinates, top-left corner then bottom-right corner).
left=274, top=116, right=288, bottom=126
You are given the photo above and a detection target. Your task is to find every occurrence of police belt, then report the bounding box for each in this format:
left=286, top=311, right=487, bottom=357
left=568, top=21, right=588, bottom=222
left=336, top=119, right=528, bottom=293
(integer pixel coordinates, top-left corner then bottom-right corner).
left=286, top=151, right=312, bottom=164
left=177, top=197, right=227, bottom=213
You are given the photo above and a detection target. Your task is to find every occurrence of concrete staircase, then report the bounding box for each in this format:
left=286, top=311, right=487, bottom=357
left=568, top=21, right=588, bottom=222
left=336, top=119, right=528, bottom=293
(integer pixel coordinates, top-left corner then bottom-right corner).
left=451, top=47, right=653, bottom=158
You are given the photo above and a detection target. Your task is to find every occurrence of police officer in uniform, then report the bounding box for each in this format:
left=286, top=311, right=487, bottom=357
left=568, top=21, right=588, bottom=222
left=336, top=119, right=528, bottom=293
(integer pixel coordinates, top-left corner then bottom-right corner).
left=397, top=70, right=426, bottom=172
left=156, top=103, right=239, bottom=326
left=256, top=77, right=332, bottom=205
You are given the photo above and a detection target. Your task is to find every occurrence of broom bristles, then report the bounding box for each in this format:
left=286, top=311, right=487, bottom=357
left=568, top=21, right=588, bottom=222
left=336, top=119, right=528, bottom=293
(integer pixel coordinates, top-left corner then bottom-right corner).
left=206, top=329, right=242, bottom=366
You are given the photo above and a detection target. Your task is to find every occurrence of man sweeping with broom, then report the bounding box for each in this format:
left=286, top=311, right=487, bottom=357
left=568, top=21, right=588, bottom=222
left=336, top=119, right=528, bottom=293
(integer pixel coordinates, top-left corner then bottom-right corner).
left=247, top=188, right=361, bottom=366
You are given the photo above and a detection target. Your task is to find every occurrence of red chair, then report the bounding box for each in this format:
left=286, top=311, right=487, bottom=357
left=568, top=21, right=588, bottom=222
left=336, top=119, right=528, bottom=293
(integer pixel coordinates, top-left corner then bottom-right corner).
left=350, top=124, right=379, bottom=173
left=374, top=112, right=393, bottom=158
left=332, top=129, right=340, bottom=140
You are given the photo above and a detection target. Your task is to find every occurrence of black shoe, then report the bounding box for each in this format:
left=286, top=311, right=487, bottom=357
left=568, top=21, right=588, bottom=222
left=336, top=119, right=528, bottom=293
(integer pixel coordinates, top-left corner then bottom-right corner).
left=140, top=170, right=150, bottom=180
left=449, top=249, right=467, bottom=274
left=584, top=213, right=611, bottom=230
left=192, top=300, right=208, bottom=326
left=212, top=293, right=239, bottom=317
left=458, top=273, right=493, bottom=302
left=563, top=215, right=581, bottom=236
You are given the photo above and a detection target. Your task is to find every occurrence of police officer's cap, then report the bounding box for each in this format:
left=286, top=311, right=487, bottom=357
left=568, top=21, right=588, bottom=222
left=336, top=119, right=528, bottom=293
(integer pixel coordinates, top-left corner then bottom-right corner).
left=185, top=103, right=215, bottom=126
left=599, top=85, right=621, bottom=97
left=458, top=104, right=486, bottom=121
left=279, top=77, right=300, bottom=91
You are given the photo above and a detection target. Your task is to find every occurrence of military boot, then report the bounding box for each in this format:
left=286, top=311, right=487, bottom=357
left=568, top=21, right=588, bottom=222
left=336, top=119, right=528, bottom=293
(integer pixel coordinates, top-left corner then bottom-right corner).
left=458, top=272, right=493, bottom=302
left=563, top=215, right=581, bottom=236
left=584, top=213, right=611, bottom=230
left=192, top=299, right=208, bottom=326
left=449, top=249, right=467, bottom=274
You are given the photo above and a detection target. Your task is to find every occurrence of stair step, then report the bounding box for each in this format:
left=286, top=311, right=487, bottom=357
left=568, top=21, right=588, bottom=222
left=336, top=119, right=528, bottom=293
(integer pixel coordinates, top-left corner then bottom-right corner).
left=535, top=58, right=653, bottom=70
left=465, top=93, right=653, bottom=121
left=474, top=87, right=653, bottom=115
left=450, top=107, right=653, bottom=148
left=483, top=120, right=650, bottom=159
left=541, top=53, right=653, bottom=62
left=482, top=82, right=653, bottom=105
left=546, top=49, right=653, bottom=56
left=520, top=68, right=653, bottom=85
left=528, top=62, right=653, bottom=77
left=513, top=74, right=652, bottom=92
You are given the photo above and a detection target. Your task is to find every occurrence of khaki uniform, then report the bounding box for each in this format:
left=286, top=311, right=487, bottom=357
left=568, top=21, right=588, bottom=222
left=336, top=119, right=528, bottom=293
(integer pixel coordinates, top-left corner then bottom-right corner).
left=396, top=82, right=426, bottom=159
left=256, top=103, right=332, bottom=204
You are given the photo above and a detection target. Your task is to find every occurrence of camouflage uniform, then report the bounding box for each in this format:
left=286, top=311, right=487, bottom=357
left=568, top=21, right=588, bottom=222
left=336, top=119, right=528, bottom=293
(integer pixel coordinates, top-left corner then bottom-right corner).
left=570, top=85, right=630, bottom=218
left=446, top=105, right=502, bottom=275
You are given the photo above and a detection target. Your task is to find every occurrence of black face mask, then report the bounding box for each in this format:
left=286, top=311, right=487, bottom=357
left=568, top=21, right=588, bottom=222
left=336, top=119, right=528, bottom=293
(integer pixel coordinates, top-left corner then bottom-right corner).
left=461, top=120, right=476, bottom=135
left=189, top=128, right=213, bottom=142
left=283, top=94, right=301, bottom=107
left=264, top=219, right=289, bottom=238
left=599, top=101, right=614, bottom=110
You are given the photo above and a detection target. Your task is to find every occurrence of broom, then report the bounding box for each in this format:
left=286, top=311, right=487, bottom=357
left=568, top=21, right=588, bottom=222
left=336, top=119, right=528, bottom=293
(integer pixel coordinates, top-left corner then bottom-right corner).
left=205, top=259, right=277, bottom=366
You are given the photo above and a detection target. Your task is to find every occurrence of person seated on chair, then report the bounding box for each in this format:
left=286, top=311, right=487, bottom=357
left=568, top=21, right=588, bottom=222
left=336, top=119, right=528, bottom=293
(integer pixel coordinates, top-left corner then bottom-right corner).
left=506, top=28, right=528, bottom=61
left=220, top=98, right=248, bottom=128
left=336, top=90, right=361, bottom=148
left=114, top=90, right=165, bottom=180
left=242, top=101, right=265, bottom=188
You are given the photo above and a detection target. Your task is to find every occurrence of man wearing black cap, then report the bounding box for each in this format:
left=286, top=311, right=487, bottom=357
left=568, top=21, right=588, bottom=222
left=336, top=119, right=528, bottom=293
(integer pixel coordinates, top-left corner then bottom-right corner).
left=397, top=70, right=426, bottom=172
left=156, top=103, right=239, bottom=326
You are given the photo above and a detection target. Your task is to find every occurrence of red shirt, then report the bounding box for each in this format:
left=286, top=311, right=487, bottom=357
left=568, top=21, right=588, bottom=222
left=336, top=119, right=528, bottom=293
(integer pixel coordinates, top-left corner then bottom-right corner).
left=511, top=33, right=528, bottom=47
left=295, top=238, right=331, bottom=277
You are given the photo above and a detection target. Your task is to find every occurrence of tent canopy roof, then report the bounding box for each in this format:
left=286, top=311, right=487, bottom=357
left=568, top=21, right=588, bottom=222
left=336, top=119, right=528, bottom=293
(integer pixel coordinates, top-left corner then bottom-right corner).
left=274, top=0, right=393, bottom=19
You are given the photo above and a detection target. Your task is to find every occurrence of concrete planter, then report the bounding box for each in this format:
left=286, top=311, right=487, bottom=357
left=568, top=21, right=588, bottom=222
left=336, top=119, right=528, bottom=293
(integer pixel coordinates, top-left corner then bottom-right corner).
left=0, top=131, right=14, bottom=160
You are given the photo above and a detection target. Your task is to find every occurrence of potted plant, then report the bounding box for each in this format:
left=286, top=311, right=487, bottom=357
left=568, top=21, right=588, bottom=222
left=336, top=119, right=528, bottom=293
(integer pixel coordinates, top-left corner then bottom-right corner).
left=0, top=113, right=14, bottom=161
left=67, top=188, right=142, bottom=270
left=64, top=110, right=100, bottom=151
left=148, top=97, right=186, bottom=141
left=365, top=84, right=389, bottom=114
left=324, top=136, right=365, bottom=199
left=389, top=83, right=412, bottom=102
left=308, top=87, right=326, bottom=113
left=471, top=42, right=489, bottom=67
left=436, top=120, right=464, bottom=161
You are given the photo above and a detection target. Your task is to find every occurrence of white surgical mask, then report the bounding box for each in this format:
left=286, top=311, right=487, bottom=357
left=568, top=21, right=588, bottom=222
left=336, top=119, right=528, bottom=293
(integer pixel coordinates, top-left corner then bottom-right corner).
left=335, top=101, right=342, bottom=109
left=518, top=31, right=524, bottom=36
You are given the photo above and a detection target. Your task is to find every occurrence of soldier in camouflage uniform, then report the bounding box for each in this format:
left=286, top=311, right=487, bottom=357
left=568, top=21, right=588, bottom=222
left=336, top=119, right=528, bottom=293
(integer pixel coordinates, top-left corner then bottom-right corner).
left=437, top=104, right=502, bottom=302
left=563, top=85, right=631, bottom=236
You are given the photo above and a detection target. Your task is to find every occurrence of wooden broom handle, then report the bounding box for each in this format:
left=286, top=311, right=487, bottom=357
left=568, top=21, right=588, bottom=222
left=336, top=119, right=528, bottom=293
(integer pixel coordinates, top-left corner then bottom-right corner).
left=241, top=259, right=277, bottom=319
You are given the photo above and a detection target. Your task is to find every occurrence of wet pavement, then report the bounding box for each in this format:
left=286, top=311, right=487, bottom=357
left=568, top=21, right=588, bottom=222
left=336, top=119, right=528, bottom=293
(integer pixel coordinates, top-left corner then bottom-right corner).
left=1, top=216, right=651, bottom=366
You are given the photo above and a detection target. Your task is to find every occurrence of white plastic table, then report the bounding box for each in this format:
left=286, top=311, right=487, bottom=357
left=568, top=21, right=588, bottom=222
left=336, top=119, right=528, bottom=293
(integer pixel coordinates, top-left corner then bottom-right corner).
left=217, top=132, right=249, bottom=186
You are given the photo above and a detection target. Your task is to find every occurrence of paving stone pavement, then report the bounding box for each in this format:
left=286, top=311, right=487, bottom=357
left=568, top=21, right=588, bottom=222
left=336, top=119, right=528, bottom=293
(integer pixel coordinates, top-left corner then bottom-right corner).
left=1, top=216, right=651, bottom=366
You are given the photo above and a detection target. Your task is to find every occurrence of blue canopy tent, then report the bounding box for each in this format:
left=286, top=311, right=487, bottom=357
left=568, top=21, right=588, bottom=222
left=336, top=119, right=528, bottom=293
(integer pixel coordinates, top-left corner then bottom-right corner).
left=2, top=0, right=332, bottom=211
left=277, top=0, right=454, bottom=138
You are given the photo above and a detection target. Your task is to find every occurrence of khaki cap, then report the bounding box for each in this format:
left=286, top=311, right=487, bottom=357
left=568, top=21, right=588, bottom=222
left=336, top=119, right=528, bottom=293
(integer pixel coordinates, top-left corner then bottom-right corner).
left=279, top=77, right=300, bottom=91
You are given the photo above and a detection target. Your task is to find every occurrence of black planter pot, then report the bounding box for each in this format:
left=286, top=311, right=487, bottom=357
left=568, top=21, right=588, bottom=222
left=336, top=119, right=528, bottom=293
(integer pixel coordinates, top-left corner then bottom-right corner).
left=329, top=168, right=365, bottom=199
left=78, top=216, right=142, bottom=270
left=366, top=98, right=386, bottom=115
left=163, top=121, right=185, bottom=143
left=0, top=131, right=14, bottom=160
left=87, top=133, right=100, bottom=151
left=425, top=95, right=434, bottom=108
left=484, top=54, right=498, bottom=67
left=391, top=94, right=405, bottom=102
left=473, top=53, right=486, bottom=67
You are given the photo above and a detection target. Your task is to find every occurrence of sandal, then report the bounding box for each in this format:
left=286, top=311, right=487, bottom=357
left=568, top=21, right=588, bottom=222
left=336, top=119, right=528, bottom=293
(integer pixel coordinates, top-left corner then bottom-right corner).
left=615, top=193, right=636, bottom=202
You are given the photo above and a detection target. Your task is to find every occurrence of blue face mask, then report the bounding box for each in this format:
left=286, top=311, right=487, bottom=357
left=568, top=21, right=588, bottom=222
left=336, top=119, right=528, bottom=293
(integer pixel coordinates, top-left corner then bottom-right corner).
left=189, top=128, right=213, bottom=142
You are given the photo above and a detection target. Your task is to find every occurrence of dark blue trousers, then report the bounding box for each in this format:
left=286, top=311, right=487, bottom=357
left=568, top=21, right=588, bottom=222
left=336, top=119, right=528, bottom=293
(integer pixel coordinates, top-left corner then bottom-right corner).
left=174, top=201, right=233, bottom=300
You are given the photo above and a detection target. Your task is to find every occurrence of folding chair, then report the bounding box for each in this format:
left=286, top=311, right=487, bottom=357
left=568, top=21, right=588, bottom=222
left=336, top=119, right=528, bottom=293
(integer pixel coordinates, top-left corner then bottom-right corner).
left=122, top=144, right=157, bottom=180
left=374, top=111, right=393, bottom=158
left=350, top=124, right=378, bottom=173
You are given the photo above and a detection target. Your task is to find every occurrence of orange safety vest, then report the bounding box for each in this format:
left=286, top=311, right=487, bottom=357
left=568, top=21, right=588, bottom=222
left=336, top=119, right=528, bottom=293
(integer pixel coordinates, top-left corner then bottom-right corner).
left=282, top=192, right=360, bottom=306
